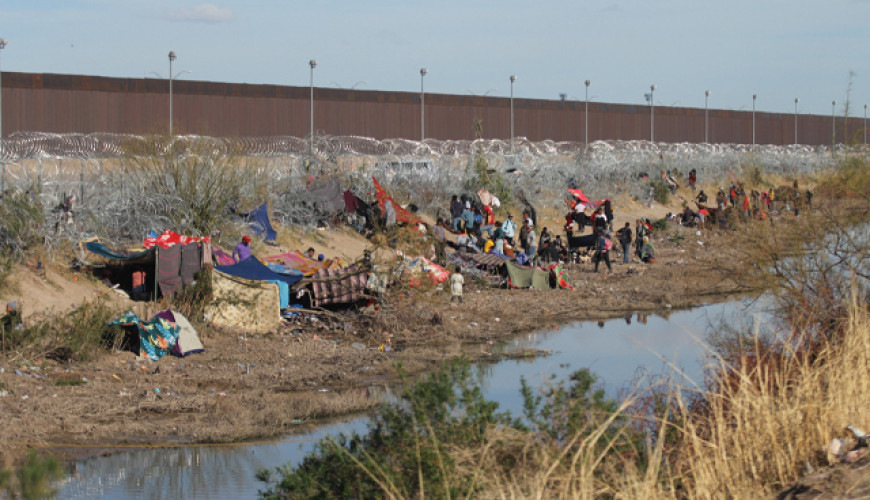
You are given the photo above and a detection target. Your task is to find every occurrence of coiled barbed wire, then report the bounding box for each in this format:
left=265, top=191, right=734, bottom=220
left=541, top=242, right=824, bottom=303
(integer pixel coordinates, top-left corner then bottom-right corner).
left=0, top=132, right=846, bottom=262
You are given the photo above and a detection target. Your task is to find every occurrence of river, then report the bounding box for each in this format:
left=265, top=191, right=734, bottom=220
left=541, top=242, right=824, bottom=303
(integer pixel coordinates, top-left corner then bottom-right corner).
left=55, top=298, right=765, bottom=499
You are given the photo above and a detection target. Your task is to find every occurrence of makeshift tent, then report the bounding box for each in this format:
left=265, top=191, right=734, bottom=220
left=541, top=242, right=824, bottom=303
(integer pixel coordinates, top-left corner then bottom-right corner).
left=85, top=240, right=206, bottom=300
left=152, top=310, right=205, bottom=357
left=503, top=261, right=552, bottom=290
left=310, top=265, right=368, bottom=307
left=215, top=257, right=302, bottom=288
left=372, top=177, right=425, bottom=226
left=247, top=202, right=277, bottom=242
left=205, top=271, right=282, bottom=333
left=110, top=311, right=180, bottom=361
left=215, top=257, right=303, bottom=309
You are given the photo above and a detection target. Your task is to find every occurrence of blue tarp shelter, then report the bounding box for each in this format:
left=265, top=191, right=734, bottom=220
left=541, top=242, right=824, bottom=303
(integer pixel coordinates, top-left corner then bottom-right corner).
left=215, top=257, right=303, bottom=309
left=85, top=242, right=154, bottom=261
left=247, top=202, right=277, bottom=242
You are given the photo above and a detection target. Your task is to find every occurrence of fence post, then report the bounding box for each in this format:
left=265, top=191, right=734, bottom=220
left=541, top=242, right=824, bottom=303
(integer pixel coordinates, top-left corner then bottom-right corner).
left=80, top=160, right=85, bottom=206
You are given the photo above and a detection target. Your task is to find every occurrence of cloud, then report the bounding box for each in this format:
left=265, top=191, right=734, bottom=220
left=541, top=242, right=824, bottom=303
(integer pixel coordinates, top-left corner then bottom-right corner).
left=165, top=4, right=235, bottom=23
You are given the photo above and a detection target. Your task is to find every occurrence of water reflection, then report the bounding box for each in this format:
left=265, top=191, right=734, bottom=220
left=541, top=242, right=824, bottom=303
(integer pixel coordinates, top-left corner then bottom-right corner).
left=56, top=418, right=369, bottom=500
left=56, top=299, right=766, bottom=500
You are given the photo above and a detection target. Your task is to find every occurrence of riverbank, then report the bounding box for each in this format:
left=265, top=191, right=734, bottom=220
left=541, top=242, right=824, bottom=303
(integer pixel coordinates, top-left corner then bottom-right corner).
left=0, top=215, right=752, bottom=469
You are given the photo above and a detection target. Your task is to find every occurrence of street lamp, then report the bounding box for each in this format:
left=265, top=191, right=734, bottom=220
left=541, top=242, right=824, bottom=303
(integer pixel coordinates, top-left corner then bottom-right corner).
left=704, top=90, right=711, bottom=143
left=584, top=80, right=590, bottom=146
left=831, top=100, right=837, bottom=149
left=168, top=51, right=176, bottom=135
left=650, top=84, right=656, bottom=142
left=509, top=75, right=517, bottom=152
left=752, top=94, right=757, bottom=146
left=0, top=38, right=7, bottom=157
left=309, top=59, right=317, bottom=155
left=864, top=104, right=867, bottom=145
left=794, top=98, right=799, bottom=145
left=420, top=68, right=428, bottom=141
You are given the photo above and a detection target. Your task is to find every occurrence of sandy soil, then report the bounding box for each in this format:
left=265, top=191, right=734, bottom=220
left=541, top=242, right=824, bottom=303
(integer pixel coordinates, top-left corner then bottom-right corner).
left=0, top=193, right=746, bottom=468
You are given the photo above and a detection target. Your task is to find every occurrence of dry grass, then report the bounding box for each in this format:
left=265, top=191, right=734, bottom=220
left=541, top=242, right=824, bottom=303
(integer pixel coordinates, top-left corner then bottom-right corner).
left=398, top=296, right=870, bottom=498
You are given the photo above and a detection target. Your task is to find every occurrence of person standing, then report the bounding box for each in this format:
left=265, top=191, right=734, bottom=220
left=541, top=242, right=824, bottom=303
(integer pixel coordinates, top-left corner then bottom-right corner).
left=525, top=225, right=537, bottom=263
left=384, top=200, right=397, bottom=228
left=450, top=266, right=465, bottom=304
left=501, top=214, right=517, bottom=246
left=450, top=195, right=464, bottom=232
left=616, top=222, right=632, bottom=264
left=233, top=235, right=252, bottom=263
left=538, top=227, right=552, bottom=249
left=594, top=229, right=612, bottom=273
left=634, top=219, right=646, bottom=259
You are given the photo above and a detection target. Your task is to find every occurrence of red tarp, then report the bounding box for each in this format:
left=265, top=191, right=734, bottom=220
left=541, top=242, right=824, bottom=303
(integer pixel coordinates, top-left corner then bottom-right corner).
left=373, top=177, right=425, bottom=226
left=568, top=188, right=590, bottom=204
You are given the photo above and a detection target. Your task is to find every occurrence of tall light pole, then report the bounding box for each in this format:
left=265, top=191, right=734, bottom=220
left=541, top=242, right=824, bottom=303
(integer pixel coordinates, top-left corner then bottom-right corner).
left=0, top=38, right=7, bottom=156
left=420, top=68, right=428, bottom=141
left=752, top=94, right=757, bottom=146
left=704, top=90, right=711, bottom=143
left=794, top=98, right=799, bottom=145
left=168, top=51, right=176, bottom=136
left=650, top=84, right=656, bottom=142
left=509, top=75, right=517, bottom=153
left=309, top=59, right=317, bottom=156
left=584, top=80, right=590, bottom=146
left=831, top=100, right=837, bottom=149
left=864, top=104, right=867, bottom=145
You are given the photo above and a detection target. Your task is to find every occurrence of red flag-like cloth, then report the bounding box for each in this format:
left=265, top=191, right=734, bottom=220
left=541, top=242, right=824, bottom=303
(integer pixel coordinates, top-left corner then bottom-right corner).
left=568, top=188, right=590, bottom=204
left=372, top=177, right=425, bottom=226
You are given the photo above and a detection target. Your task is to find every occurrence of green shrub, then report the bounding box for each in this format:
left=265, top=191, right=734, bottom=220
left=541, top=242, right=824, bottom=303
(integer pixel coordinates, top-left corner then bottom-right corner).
left=256, top=362, right=637, bottom=499
left=652, top=218, right=669, bottom=231
left=650, top=180, right=671, bottom=205
left=1, top=299, right=123, bottom=362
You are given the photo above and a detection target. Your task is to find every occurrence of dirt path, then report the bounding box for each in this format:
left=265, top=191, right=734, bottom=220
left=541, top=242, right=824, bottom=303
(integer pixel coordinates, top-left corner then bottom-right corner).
left=0, top=198, right=753, bottom=467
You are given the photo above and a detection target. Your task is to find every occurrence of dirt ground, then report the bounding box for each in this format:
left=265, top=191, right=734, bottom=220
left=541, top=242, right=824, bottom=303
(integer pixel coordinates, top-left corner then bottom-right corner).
left=0, top=193, right=750, bottom=470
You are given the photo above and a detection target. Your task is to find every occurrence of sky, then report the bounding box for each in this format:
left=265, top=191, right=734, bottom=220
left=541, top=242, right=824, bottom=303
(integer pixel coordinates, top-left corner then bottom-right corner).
left=1, top=0, right=870, bottom=118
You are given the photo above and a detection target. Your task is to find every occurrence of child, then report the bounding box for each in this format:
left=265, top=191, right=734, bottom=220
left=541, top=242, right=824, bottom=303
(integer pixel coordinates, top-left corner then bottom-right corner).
left=450, top=265, right=464, bottom=304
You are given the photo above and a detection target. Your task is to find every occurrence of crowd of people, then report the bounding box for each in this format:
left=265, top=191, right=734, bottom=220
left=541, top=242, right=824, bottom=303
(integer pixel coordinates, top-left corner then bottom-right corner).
left=437, top=189, right=660, bottom=275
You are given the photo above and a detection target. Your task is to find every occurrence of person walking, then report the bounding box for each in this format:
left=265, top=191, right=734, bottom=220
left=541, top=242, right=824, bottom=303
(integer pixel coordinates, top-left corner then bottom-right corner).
left=594, top=229, right=612, bottom=273
left=450, top=266, right=464, bottom=304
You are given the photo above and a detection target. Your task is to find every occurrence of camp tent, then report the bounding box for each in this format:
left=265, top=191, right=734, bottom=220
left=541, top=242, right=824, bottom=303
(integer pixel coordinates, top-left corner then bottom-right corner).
left=86, top=239, right=207, bottom=299
left=152, top=310, right=205, bottom=357
left=215, top=257, right=303, bottom=309
left=110, top=311, right=180, bottom=361
left=503, top=261, right=552, bottom=290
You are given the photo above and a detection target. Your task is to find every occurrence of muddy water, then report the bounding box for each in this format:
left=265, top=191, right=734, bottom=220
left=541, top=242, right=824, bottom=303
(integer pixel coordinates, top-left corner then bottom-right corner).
left=55, top=299, right=764, bottom=500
